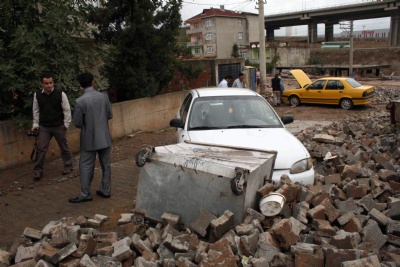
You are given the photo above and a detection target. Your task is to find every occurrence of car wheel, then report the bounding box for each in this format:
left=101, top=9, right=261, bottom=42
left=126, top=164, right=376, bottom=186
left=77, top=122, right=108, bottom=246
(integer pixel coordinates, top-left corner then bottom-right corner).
left=289, top=95, right=301, bottom=107
left=340, top=98, right=353, bottom=110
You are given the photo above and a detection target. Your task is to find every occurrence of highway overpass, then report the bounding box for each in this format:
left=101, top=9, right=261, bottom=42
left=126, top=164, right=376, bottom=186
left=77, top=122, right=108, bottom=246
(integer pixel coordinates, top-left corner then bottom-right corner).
left=264, top=0, right=400, bottom=45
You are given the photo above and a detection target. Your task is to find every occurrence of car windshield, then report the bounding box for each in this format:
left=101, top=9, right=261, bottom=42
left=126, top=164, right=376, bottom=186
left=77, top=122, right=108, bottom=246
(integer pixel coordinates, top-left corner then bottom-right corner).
left=188, top=95, right=283, bottom=130
left=346, top=78, right=362, bottom=88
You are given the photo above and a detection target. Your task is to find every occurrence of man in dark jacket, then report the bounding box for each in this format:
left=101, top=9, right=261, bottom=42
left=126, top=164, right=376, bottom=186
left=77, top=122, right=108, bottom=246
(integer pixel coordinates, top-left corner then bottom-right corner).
left=271, top=73, right=282, bottom=106
left=31, top=73, right=73, bottom=180
left=69, top=72, right=113, bottom=203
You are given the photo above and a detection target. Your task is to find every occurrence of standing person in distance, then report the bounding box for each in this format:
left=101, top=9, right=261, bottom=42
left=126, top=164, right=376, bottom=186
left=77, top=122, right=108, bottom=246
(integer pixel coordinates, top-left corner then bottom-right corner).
left=271, top=73, right=282, bottom=106
left=218, top=75, right=233, bottom=88
left=256, top=68, right=261, bottom=88
left=69, top=72, right=113, bottom=203
left=279, top=72, right=285, bottom=103
left=232, top=72, right=246, bottom=88
left=31, top=73, right=73, bottom=180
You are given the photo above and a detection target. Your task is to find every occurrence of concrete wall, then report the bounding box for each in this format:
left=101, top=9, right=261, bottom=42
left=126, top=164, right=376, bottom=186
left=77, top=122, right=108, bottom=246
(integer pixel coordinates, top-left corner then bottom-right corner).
left=0, top=91, right=188, bottom=170
left=277, top=47, right=311, bottom=67
left=246, top=15, right=260, bottom=44
left=215, top=17, right=248, bottom=59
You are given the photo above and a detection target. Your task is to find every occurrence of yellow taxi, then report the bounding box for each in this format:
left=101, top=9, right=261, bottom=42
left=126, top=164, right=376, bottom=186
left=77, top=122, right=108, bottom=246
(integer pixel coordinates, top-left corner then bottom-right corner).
left=282, top=69, right=375, bottom=109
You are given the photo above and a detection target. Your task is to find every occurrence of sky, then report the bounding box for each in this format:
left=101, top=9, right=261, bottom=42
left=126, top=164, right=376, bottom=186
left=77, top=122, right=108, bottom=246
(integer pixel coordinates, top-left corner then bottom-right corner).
left=180, top=0, right=390, bottom=36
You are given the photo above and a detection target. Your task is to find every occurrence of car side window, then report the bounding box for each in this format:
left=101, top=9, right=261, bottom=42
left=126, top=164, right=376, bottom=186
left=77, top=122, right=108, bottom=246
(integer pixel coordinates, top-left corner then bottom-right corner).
left=326, top=80, right=345, bottom=90
left=326, top=80, right=338, bottom=90
left=180, top=94, right=192, bottom=122
left=308, top=80, right=326, bottom=90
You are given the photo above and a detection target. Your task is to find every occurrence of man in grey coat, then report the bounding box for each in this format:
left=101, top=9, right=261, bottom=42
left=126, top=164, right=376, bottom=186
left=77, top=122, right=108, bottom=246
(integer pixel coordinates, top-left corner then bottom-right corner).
left=69, top=72, right=113, bottom=203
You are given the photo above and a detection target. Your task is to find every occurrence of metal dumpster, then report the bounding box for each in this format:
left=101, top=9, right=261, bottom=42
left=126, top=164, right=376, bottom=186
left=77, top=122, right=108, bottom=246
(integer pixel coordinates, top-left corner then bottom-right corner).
left=135, top=142, right=276, bottom=226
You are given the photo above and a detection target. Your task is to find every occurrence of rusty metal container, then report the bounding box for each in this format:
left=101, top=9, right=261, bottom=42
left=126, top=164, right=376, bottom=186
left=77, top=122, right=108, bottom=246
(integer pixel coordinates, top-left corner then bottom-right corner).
left=135, top=142, right=276, bottom=226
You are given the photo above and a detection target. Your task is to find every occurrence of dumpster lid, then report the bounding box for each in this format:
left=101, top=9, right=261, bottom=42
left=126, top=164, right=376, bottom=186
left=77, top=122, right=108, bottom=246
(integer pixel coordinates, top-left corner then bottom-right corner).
left=151, top=142, right=276, bottom=178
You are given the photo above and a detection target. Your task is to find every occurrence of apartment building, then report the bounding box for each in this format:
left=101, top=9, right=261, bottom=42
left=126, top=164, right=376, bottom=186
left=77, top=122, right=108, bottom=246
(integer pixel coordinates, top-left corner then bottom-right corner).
left=185, top=6, right=259, bottom=61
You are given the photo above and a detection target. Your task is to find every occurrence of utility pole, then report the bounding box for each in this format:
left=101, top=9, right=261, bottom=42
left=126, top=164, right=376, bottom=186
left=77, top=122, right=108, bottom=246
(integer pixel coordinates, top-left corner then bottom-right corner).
left=339, top=20, right=354, bottom=77
left=349, top=20, right=354, bottom=76
left=257, top=0, right=267, bottom=93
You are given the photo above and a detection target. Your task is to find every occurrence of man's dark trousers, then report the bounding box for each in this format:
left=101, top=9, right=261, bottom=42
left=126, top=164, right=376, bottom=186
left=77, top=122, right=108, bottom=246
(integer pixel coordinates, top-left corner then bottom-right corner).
left=34, top=125, right=72, bottom=174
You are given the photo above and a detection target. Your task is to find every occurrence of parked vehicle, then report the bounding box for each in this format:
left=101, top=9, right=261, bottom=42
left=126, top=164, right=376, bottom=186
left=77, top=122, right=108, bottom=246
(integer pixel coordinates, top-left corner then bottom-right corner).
left=282, top=69, right=375, bottom=110
left=170, top=87, right=315, bottom=185
left=321, top=41, right=350, bottom=49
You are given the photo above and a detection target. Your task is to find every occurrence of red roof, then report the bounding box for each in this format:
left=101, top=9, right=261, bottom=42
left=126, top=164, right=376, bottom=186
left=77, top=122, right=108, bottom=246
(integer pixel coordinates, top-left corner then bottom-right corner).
left=185, top=8, right=252, bottom=23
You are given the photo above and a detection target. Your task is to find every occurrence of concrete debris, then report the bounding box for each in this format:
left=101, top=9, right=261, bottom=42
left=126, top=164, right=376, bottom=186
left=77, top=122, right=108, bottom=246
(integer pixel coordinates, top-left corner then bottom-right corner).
left=372, top=87, right=400, bottom=105
left=0, top=109, right=399, bottom=266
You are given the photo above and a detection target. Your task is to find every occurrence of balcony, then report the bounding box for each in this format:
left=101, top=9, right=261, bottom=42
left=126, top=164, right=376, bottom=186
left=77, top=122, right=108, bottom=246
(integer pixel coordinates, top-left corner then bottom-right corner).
left=187, top=40, right=203, bottom=47
left=186, top=28, right=203, bottom=35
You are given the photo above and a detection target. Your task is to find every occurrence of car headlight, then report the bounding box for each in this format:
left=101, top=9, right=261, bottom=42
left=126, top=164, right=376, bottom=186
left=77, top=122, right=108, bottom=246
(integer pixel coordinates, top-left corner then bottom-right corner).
left=290, top=158, right=313, bottom=174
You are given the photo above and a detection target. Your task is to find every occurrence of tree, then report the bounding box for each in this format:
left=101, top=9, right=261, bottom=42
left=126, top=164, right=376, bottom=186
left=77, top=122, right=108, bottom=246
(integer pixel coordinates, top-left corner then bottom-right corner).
left=86, top=0, right=183, bottom=101
left=231, top=43, right=240, bottom=58
left=0, top=0, right=97, bottom=124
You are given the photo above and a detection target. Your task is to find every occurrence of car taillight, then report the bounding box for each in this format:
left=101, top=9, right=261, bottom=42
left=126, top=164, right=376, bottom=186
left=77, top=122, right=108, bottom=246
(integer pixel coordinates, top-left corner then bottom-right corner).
left=363, top=88, right=374, bottom=97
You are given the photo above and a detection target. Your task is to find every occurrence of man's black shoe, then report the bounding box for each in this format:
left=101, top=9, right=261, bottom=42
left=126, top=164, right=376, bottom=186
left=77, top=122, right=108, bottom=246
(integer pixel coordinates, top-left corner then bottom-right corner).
left=68, top=196, right=92, bottom=203
left=96, top=190, right=110, bottom=198
left=33, top=171, right=42, bottom=180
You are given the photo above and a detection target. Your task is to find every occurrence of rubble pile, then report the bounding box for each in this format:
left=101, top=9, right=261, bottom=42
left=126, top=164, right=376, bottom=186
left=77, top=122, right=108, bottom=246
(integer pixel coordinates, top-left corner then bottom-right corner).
left=1, top=110, right=400, bottom=267
left=371, top=88, right=400, bottom=105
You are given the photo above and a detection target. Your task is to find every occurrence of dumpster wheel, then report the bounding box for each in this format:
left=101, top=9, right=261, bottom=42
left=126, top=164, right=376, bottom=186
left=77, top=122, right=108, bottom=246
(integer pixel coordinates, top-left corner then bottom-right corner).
left=231, top=171, right=245, bottom=195
left=135, top=146, right=153, bottom=167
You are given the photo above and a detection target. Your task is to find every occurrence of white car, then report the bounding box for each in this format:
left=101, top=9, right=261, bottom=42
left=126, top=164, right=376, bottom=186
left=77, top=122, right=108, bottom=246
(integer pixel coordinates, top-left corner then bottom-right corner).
left=169, top=88, right=315, bottom=184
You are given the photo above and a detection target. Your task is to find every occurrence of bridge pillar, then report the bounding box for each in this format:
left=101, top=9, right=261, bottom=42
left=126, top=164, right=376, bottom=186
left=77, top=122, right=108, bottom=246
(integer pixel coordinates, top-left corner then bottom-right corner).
left=325, top=22, right=334, bottom=42
left=266, top=26, right=275, bottom=42
left=389, top=13, right=400, bottom=46
left=308, top=22, right=318, bottom=43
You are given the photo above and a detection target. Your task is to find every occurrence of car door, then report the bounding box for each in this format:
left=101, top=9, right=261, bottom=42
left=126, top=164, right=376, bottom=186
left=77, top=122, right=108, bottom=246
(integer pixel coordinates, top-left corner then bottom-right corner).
left=324, top=80, right=344, bottom=104
left=176, top=93, right=193, bottom=142
left=301, top=80, right=326, bottom=103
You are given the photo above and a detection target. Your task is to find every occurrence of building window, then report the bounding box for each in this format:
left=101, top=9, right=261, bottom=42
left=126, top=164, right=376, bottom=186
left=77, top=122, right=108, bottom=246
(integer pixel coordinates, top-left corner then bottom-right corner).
left=206, top=33, right=213, bottom=40
left=194, top=22, right=200, bottom=29
left=195, top=35, right=201, bottom=41
left=206, top=46, right=213, bottom=53
left=238, top=32, right=243, bottom=40
left=238, top=19, right=243, bottom=26
left=194, top=47, right=201, bottom=54
left=239, top=50, right=248, bottom=59
left=204, top=19, right=212, bottom=27
left=252, top=49, right=259, bottom=60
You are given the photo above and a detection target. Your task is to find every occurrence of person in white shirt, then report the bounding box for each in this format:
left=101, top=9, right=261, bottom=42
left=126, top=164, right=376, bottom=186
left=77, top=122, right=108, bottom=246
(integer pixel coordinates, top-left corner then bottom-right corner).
left=232, top=73, right=246, bottom=88
left=31, top=73, right=73, bottom=180
left=218, top=75, right=233, bottom=88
